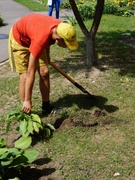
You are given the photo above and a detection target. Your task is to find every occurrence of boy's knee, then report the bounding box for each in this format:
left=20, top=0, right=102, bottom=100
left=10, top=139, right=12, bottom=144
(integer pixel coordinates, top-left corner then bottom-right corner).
left=39, top=66, right=49, bottom=78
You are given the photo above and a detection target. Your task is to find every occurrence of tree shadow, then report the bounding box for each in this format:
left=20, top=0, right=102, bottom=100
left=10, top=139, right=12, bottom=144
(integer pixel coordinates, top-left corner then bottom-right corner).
left=95, top=30, right=135, bottom=77
left=50, top=29, right=135, bottom=78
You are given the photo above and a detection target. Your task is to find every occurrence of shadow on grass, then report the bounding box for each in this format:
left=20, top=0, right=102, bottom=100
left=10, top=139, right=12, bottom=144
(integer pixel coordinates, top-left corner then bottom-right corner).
left=50, top=94, right=119, bottom=129
left=50, top=30, right=135, bottom=78
left=96, top=30, right=135, bottom=77
left=52, top=94, right=119, bottom=114
left=3, top=158, right=56, bottom=180
left=19, top=167, right=55, bottom=180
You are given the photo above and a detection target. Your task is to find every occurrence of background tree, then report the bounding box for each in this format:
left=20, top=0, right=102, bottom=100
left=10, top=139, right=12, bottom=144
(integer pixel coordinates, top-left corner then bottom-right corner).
left=69, top=0, right=105, bottom=67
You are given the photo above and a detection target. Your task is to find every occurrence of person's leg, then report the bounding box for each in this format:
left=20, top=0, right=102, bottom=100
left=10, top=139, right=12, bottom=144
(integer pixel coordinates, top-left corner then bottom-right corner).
left=8, top=29, right=29, bottom=102
left=38, top=50, right=65, bottom=115
left=48, top=0, right=55, bottom=16
left=38, top=65, right=50, bottom=103
left=38, top=65, right=55, bottom=114
left=38, top=50, right=53, bottom=114
left=48, top=6, right=53, bottom=16
left=55, top=0, right=60, bottom=19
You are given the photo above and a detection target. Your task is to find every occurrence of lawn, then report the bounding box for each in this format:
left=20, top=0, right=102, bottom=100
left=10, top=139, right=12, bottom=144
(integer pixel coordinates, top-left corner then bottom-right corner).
left=0, top=2, right=135, bottom=180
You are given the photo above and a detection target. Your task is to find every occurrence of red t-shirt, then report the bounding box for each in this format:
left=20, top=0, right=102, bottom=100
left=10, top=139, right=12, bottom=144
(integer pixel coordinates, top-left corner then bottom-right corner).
left=12, top=14, right=61, bottom=58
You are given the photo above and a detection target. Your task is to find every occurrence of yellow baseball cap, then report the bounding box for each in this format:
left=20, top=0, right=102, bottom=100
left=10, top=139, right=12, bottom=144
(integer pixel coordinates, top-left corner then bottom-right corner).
left=57, top=22, right=78, bottom=50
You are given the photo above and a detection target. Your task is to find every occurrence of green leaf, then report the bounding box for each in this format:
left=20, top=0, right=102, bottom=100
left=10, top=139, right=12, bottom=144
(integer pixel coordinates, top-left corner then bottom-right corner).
left=47, top=123, right=56, bottom=131
left=9, top=155, right=28, bottom=167
left=0, top=148, right=20, bottom=160
left=6, top=110, right=28, bottom=122
left=14, top=137, right=32, bottom=149
left=44, top=128, right=51, bottom=138
left=1, top=159, right=13, bottom=166
left=0, top=148, right=8, bottom=156
left=6, top=110, right=20, bottom=119
left=6, top=121, right=11, bottom=133
left=7, top=148, right=20, bottom=155
left=0, top=138, right=6, bottom=148
left=31, top=113, right=43, bottom=132
left=31, top=113, right=41, bottom=124
left=23, top=150, right=39, bottom=163
left=9, top=177, right=20, bottom=180
left=19, top=119, right=28, bottom=137
left=0, top=151, right=10, bottom=160
left=32, top=121, right=40, bottom=133
left=27, top=119, right=34, bottom=134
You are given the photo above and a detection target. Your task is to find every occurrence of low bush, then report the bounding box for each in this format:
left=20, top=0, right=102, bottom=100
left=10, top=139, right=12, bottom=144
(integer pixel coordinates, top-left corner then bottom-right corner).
left=77, top=4, right=95, bottom=20
left=63, top=0, right=133, bottom=21
left=0, top=15, right=3, bottom=27
left=103, top=2, right=118, bottom=14
left=115, top=7, right=134, bottom=16
left=61, top=1, right=71, bottom=9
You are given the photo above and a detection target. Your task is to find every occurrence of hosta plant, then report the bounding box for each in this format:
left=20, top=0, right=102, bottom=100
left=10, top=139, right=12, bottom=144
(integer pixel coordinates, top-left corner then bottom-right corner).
left=0, top=137, right=39, bottom=180
left=6, top=110, right=44, bottom=137
left=6, top=110, right=55, bottom=139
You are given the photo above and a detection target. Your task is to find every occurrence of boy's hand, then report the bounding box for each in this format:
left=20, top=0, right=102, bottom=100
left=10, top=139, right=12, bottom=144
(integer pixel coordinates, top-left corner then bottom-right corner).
left=22, top=100, right=32, bottom=113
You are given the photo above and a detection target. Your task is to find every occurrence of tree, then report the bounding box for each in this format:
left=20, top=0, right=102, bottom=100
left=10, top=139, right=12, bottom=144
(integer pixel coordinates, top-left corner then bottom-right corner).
left=69, top=0, right=105, bottom=67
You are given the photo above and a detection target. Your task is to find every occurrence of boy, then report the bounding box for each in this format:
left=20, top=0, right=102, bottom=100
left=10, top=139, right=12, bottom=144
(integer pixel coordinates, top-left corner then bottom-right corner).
left=8, top=14, right=78, bottom=115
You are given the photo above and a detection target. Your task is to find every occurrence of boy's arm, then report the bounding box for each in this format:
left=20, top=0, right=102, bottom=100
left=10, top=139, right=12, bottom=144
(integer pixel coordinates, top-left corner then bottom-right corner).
left=22, top=53, right=38, bottom=113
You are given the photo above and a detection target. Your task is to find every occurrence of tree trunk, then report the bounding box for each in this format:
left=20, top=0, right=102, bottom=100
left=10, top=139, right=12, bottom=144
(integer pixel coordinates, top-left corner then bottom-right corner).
left=86, top=35, right=96, bottom=67
left=69, top=0, right=104, bottom=67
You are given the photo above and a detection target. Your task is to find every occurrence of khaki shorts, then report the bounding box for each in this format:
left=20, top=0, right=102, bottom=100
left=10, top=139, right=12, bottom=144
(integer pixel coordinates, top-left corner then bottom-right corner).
left=8, top=29, right=48, bottom=74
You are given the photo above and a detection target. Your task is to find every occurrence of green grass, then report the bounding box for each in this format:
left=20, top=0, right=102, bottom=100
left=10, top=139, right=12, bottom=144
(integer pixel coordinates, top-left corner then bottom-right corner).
left=0, top=9, right=135, bottom=180
left=14, top=0, right=48, bottom=11
left=14, top=0, right=71, bottom=11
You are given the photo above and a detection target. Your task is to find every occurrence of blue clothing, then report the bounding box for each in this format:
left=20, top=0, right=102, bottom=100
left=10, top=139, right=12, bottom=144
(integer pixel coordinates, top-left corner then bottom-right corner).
left=48, top=0, right=61, bottom=19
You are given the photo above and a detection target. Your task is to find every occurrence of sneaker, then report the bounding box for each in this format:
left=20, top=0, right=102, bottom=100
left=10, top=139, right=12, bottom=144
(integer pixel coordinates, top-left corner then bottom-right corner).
left=42, top=105, right=54, bottom=116
left=42, top=106, right=66, bottom=116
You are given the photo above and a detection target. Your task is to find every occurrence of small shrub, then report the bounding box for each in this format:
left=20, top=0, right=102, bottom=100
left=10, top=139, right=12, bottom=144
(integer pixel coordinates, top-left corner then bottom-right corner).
left=104, top=2, right=118, bottom=14
left=64, top=15, right=77, bottom=25
left=78, top=4, right=95, bottom=20
left=61, top=1, right=71, bottom=9
left=103, top=1, right=134, bottom=16
left=0, top=15, right=3, bottom=27
left=38, top=0, right=47, bottom=6
left=115, top=8, right=134, bottom=16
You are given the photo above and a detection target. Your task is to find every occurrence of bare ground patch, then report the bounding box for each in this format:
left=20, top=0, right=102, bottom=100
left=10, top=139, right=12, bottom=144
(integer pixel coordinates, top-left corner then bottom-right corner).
left=0, top=61, right=17, bottom=78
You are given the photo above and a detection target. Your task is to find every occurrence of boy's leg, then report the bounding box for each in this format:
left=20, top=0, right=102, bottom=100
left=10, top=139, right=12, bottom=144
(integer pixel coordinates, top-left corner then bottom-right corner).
left=38, top=50, right=50, bottom=103
left=38, top=65, right=50, bottom=103
left=38, top=66, right=55, bottom=114
left=38, top=51, right=54, bottom=114
left=38, top=51, right=66, bottom=115
left=8, top=28, right=29, bottom=102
